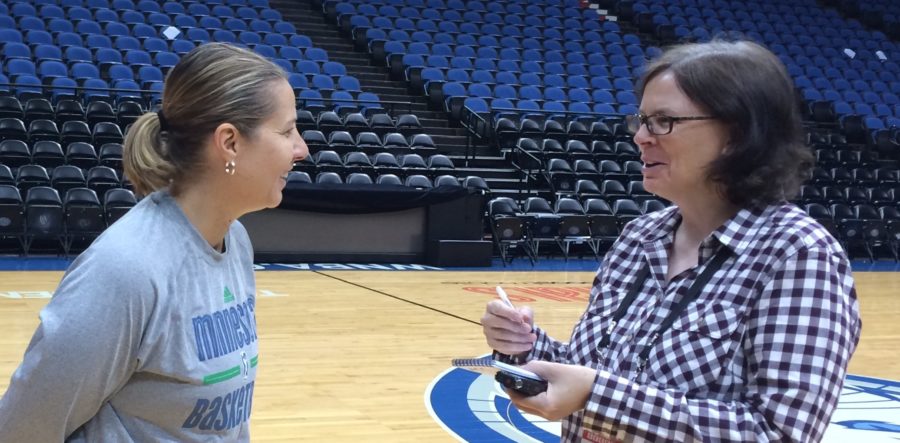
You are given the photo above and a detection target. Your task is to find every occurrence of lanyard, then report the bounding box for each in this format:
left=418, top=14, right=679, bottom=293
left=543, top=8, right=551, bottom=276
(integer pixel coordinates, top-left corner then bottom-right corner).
left=596, top=247, right=732, bottom=375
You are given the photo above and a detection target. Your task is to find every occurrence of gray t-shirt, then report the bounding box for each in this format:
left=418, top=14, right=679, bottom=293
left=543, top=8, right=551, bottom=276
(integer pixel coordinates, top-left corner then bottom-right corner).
left=0, top=190, right=259, bottom=442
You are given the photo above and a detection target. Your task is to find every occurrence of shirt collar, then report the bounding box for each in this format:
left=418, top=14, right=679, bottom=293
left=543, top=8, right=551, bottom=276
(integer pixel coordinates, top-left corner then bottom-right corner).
left=637, top=204, right=776, bottom=256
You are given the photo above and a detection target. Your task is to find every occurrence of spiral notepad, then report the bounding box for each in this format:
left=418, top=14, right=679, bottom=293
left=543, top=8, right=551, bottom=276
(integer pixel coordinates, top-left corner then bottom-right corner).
left=451, top=356, right=543, bottom=380
left=451, top=356, right=498, bottom=375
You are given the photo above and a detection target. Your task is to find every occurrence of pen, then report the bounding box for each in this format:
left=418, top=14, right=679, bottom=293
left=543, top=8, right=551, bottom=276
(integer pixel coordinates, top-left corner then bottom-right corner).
left=496, top=285, right=533, bottom=338
left=495, top=286, right=515, bottom=309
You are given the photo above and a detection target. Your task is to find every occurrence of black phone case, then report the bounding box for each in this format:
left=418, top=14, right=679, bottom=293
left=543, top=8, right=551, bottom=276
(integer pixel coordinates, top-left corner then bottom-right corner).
left=495, top=370, right=548, bottom=397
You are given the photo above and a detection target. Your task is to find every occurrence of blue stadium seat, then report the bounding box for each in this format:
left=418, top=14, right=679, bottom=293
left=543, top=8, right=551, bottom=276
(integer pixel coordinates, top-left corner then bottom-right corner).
left=25, top=30, right=54, bottom=47
left=171, top=40, right=195, bottom=55
left=239, top=32, right=262, bottom=45
left=237, top=7, right=259, bottom=20
left=260, top=9, right=282, bottom=21
left=163, top=2, right=186, bottom=14
left=213, top=30, right=237, bottom=43
left=306, top=48, right=329, bottom=62
left=6, top=60, right=37, bottom=79
left=124, top=50, right=152, bottom=67
left=83, top=78, right=111, bottom=102
left=34, top=45, right=63, bottom=63
left=186, top=28, right=212, bottom=43
left=108, top=64, right=134, bottom=82
left=173, top=14, right=198, bottom=28
left=337, top=76, right=362, bottom=92
left=0, top=29, right=23, bottom=44
left=299, top=89, right=326, bottom=113
left=198, top=16, right=222, bottom=30
left=225, top=18, right=249, bottom=32
left=263, top=33, right=287, bottom=47
left=323, top=61, right=347, bottom=77
left=188, top=3, right=211, bottom=15
left=49, top=78, right=78, bottom=102
left=274, top=21, right=297, bottom=34
left=312, top=74, right=336, bottom=91
left=2, top=43, right=33, bottom=61
left=287, top=73, right=308, bottom=91
left=142, top=38, right=168, bottom=54
left=20, top=17, right=47, bottom=33
left=137, top=66, right=164, bottom=85
left=249, top=19, right=273, bottom=33
left=148, top=13, right=174, bottom=28
left=38, top=61, right=68, bottom=80
left=212, top=5, right=235, bottom=17
left=86, top=34, right=113, bottom=50
left=296, top=60, right=321, bottom=76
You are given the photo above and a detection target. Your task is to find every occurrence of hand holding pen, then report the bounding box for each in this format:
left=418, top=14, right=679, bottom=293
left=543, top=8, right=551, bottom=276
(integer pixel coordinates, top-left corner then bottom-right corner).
left=481, top=286, right=536, bottom=355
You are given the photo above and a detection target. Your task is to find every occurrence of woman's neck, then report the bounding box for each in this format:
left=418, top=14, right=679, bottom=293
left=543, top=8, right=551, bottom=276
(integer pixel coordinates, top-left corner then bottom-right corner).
left=172, top=183, right=235, bottom=252
left=674, top=193, right=739, bottom=248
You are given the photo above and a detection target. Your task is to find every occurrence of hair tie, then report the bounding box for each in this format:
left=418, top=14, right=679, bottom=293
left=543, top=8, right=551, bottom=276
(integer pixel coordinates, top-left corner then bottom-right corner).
left=157, top=109, right=170, bottom=132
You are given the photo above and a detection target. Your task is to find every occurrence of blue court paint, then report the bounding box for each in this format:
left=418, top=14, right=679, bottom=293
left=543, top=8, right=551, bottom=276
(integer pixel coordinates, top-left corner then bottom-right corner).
left=0, top=256, right=73, bottom=271
left=426, top=369, right=900, bottom=442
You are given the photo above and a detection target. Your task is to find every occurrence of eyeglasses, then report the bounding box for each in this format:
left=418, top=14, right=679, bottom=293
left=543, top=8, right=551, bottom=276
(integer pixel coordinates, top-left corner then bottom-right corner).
left=625, top=113, right=717, bottom=136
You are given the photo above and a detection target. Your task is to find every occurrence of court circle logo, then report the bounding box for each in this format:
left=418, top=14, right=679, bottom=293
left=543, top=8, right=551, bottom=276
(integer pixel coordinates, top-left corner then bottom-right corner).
left=426, top=369, right=900, bottom=442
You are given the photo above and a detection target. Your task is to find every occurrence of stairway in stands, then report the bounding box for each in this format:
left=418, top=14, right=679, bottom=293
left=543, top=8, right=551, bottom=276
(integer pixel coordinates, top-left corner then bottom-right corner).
left=268, top=0, right=539, bottom=200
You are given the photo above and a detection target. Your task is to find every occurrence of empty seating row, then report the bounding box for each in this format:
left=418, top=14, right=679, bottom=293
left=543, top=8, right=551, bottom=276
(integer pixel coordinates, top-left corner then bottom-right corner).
left=288, top=170, right=465, bottom=189
left=0, top=141, right=122, bottom=171
left=0, top=184, right=136, bottom=255
left=0, top=118, right=123, bottom=146
left=491, top=113, right=631, bottom=143
left=0, top=164, right=126, bottom=197
left=806, top=202, right=900, bottom=260
left=3, top=0, right=274, bottom=19
left=294, top=151, right=453, bottom=177
left=0, top=0, right=372, bottom=107
left=512, top=138, right=639, bottom=160
left=301, top=130, right=436, bottom=154
left=810, top=166, right=899, bottom=186
left=545, top=158, right=644, bottom=186
left=799, top=184, right=900, bottom=207
left=0, top=98, right=143, bottom=129
left=296, top=110, right=421, bottom=135
left=487, top=195, right=668, bottom=263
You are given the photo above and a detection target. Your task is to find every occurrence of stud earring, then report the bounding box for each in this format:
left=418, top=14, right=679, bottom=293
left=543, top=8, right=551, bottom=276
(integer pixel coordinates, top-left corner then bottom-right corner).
left=225, top=160, right=236, bottom=175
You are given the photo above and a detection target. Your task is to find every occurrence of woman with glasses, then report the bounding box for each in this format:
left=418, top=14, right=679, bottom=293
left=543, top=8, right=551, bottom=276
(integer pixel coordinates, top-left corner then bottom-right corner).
left=482, top=40, right=860, bottom=442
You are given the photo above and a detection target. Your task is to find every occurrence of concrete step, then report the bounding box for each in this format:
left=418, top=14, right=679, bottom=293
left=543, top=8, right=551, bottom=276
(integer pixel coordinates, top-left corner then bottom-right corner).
left=354, top=71, right=391, bottom=82
left=270, top=0, right=529, bottom=199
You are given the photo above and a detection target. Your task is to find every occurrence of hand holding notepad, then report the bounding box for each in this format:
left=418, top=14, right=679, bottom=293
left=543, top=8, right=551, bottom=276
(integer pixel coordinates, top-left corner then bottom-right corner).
left=462, top=287, right=547, bottom=396
left=451, top=356, right=548, bottom=397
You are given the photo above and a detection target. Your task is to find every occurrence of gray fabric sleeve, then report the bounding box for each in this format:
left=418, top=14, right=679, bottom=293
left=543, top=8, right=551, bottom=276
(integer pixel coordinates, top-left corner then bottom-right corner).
left=0, top=251, right=151, bottom=442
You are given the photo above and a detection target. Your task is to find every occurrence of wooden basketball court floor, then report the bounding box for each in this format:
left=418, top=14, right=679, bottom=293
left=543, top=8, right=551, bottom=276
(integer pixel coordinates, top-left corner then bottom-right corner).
left=0, top=267, right=897, bottom=441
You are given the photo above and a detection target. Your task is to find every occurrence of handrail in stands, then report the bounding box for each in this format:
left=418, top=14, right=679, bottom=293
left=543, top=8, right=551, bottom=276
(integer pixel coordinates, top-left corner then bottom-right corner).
left=460, top=104, right=487, bottom=167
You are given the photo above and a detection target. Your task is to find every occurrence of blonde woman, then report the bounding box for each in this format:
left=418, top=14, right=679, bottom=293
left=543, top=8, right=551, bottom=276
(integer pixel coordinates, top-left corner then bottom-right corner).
left=0, top=43, right=308, bottom=441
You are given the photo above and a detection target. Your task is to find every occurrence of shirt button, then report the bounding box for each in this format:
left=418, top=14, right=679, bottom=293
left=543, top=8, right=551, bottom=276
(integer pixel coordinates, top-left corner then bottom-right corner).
left=625, top=334, right=633, bottom=341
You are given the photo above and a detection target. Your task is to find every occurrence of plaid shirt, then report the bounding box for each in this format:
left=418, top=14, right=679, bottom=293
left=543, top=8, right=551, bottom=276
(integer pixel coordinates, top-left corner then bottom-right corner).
left=521, top=203, right=861, bottom=442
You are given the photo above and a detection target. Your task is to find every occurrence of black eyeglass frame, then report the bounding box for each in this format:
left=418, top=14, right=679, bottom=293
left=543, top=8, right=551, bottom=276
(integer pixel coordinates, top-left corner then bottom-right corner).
left=625, top=113, right=717, bottom=135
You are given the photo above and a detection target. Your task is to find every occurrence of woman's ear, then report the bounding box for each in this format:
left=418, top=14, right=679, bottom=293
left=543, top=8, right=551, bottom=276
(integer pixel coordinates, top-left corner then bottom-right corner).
left=212, top=122, right=239, bottom=162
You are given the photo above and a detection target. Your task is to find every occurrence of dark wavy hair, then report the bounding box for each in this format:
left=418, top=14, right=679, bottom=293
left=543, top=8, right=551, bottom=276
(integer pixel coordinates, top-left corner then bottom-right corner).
left=637, top=40, right=814, bottom=208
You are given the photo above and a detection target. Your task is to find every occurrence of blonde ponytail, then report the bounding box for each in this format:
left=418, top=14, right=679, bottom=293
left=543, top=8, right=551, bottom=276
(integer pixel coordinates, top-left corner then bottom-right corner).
left=122, top=112, right=177, bottom=197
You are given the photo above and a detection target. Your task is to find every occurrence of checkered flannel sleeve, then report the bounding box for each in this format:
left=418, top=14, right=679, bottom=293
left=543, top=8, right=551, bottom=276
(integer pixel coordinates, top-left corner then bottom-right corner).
left=581, top=247, right=861, bottom=442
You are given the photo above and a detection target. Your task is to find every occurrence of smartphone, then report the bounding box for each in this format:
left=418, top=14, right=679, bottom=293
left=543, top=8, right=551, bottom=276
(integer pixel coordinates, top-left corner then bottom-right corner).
left=495, top=370, right=548, bottom=396
left=451, top=357, right=548, bottom=396
left=493, top=360, right=548, bottom=396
